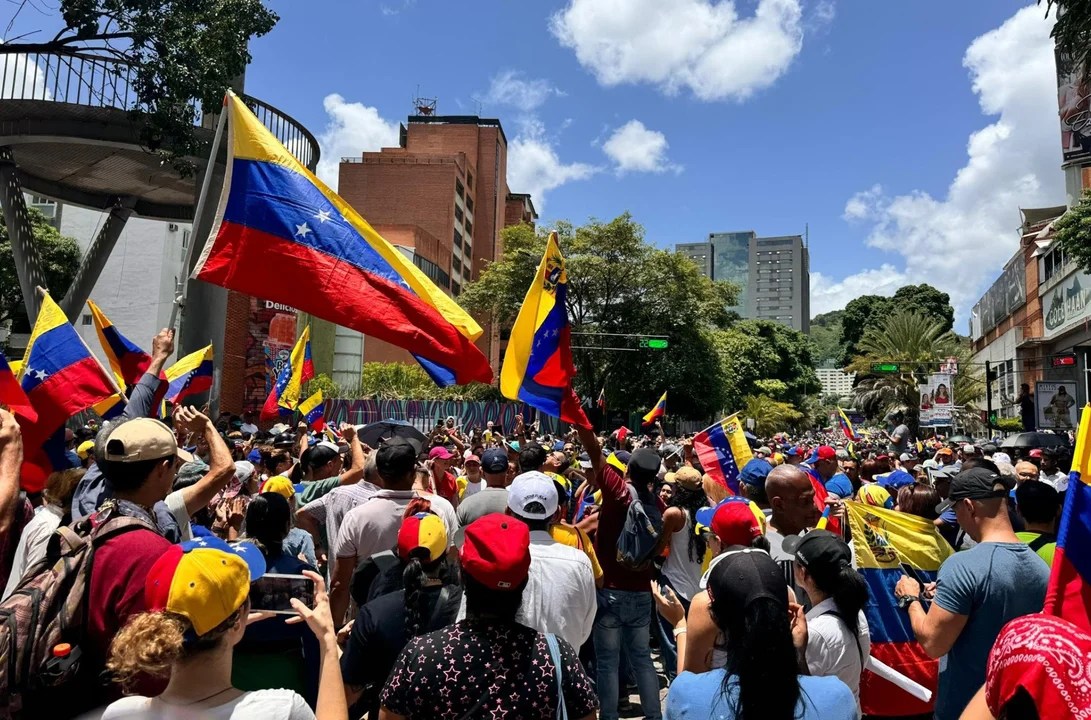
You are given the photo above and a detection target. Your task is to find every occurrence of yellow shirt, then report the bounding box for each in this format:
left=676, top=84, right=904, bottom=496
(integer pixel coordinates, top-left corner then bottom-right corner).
left=549, top=523, right=603, bottom=583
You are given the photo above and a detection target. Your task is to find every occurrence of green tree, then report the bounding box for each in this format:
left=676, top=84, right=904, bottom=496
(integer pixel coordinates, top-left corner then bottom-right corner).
left=8, top=0, right=279, bottom=174
left=809, top=309, right=845, bottom=365
left=893, top=284, right=954, bottom=334
left=839, top=295, right=892, bottom=365
left=460, top=215, right=740, bottom=418
left=1054, top=190, right=1091, bottom=273
left=743, top=394, right=804, bottom=436
left=711, top=319, right=819, bottom=412
left=1042, top=0, right=1091, bottom=83
left=0, top=207, right=81, bottom=332
left=838, top=284, right=954, bottom=364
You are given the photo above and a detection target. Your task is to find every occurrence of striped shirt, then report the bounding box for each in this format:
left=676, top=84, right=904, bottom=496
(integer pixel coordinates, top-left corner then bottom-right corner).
left=300, top=481, right=381, bottom=553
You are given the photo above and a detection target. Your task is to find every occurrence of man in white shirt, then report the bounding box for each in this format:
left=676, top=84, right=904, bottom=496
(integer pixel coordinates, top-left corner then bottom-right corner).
left=506, top=471, right=596, bottom=650
left=296, top=453, right=382, bottom=564
left=1038, top=448, right=1069, bottom=492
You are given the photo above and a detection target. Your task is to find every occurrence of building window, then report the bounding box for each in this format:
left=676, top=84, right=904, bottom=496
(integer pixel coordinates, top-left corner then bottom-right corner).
left=455, top=179, right=465, bottom=199
left=465, top=220, right=473, bottom=236
left=413, top=255, right=451, bottom=289
left=181, top=230, right=190, bottom=249
left=455, top=206, right=464, bottom=223
left=466, top=196, right=474, bottom=213
left=453, top=255, right=462, bottom=274
left=467, top=172, right=473, bottom=190
left=451, top=281, right=461, bottom=295
left=1042, top=245, right=1068, bottom=283
left=453, top=229, right=463, bottom=251
left=81, top=314, right=93, bottom=326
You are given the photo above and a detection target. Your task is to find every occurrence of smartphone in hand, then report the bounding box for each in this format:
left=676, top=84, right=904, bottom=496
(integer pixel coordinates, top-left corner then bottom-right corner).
left=250, top=574, right=316, bottom=614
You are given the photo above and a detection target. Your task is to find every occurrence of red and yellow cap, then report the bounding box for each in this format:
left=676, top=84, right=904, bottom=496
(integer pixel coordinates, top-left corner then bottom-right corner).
left=145, top=537, right=266, bottom=636
left=397, top=512, right=448, bottom=562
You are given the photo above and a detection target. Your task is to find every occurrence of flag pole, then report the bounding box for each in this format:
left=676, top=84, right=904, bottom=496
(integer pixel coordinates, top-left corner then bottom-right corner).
left=168, top=93, right=230, bottom=332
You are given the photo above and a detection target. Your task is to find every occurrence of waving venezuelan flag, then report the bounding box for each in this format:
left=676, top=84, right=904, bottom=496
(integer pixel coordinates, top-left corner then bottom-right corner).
left=165, top=345, right=214, bottom=405
left=642, top=391, right=667, bottom=426
left=500, top=233, right=589, bottom=428
left=193, top=92, right=491, bottom=387
left=693, top=413, right=753, bottom=494
left=1044, top=403, right=1091, bottom=631
left=263, top=327, right=315, bottom=420
left=298, top=389, right=326, bottom=431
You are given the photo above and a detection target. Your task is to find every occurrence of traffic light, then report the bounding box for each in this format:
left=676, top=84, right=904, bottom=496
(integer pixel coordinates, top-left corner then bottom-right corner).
left=638, top=338, right=669, bottom=349
left=871, top=363, right=901, bottom=374
left=989, top=412, right=998, bottom=426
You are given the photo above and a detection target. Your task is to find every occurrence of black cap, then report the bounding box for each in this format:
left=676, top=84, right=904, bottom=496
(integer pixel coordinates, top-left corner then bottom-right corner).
left=480, top=448, right=509, bottom=474
left=707, top=549, right=786, bottom=613
left=628, top=448, right=661, bottom=482
left=935, top=466, right=1008, bottom=514
left=781, top=530, right=852, bottom=575
left=376, top=438, right=419, bottom=481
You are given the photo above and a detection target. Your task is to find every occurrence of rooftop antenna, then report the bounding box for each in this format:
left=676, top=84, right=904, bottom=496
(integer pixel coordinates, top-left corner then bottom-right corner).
left=413, top=85, right=437, bottom=116
left=804, top=222, right=809, bottom=248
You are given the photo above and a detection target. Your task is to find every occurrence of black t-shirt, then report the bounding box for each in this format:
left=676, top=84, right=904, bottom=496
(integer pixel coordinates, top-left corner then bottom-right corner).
left=380, top=618, right=598, bottom=720
left=342, top=584, right=462, bottom=718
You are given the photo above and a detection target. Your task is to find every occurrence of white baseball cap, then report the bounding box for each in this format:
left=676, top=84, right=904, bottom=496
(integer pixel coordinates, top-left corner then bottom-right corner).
left=507, top=471, right=559, bottom=520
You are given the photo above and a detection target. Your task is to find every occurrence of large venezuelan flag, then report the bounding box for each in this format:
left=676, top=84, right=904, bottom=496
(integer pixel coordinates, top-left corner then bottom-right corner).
left=262, top=326, right=314, bottom=420
left=846, top=501, right=953, bottom=717
left=642, top=391, right=667, bottom=426
left=499, top=233, right=589, bottom=428
left=193, top=92, right=492, bottom=387
left=164, top=345, right=214, bottom=405
left=1044, top=403, right=1091, bottom=631
left=693, top=413, right=753, bottom=494
left=18, top=292, right=120, bottom=490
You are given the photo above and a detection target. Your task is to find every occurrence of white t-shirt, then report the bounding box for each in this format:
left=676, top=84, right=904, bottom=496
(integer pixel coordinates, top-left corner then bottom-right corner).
left=461, top=477, right=485, bottom=498
left=805, top=597, right=871, bottom=717
left=101, top=689, right=314, bottom=720
left=3, top=505, right=63, bottom=599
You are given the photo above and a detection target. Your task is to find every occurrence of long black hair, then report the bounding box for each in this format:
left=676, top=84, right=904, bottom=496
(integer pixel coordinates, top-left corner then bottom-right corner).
left=710, top=596, right=801, bottom=720
left=402, top=552, right=455, bottom=637
left=669, top=484, right=708, bottom=563
left=808, top=563, right=869, bottom=635
left=244, top=492, right=291, bottom=559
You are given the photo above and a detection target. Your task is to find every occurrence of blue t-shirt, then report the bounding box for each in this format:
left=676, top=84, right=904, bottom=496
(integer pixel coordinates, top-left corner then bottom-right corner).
left=824, top=473, right=854, bottom=498
left=932, top=542, right=1050, bottom=720
left=665, top=669, right=855, bottom=720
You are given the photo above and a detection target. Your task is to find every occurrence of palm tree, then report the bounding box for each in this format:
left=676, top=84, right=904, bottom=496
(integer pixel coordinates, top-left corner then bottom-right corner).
left=743, top=394, right=803, bottom=436
left=847, top=311, right=984, bottom=436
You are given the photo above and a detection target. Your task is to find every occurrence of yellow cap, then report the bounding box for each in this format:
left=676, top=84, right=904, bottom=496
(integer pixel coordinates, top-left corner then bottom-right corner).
left=262, top=475, right=295, bottom=500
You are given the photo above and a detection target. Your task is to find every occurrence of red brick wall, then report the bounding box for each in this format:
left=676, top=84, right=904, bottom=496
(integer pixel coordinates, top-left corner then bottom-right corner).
left=221, top=290, right=250, bottom=415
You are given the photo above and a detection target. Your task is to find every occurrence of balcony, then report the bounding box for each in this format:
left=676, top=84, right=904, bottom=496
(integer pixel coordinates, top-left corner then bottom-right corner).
left=0, top=48, right=320, bottom=220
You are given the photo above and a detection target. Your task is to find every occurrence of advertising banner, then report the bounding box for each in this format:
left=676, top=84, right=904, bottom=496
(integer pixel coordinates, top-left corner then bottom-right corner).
left=1036, top=381, right=1078, bottom=430
left=1058, top=48, right=1091, bottom=163
left=918, top=373, right=953, bottom=427
left=243, top=298, right=297, bottom=415
left=1043, top=268, right=1091, bottom=339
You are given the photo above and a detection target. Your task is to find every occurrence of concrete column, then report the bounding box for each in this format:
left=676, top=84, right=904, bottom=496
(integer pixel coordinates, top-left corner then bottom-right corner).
left=59, top=195, right=137, bottom=321
left=0, top=146, right=46, bottom=320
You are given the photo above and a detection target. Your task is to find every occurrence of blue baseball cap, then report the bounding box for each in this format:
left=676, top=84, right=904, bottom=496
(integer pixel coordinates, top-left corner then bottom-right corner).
left=182, top=536, right=266, bottom=581
left=738, top=458, right=774, bottom=488
left=247, top=449, right=262, bottom=464
left=879, top=469, right=915, bottom=490
left=481, top=448, right=509, bottom=474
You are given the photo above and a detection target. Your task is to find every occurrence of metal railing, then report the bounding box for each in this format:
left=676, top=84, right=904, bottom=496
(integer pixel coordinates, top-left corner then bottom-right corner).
left=0, top=48, right=320, bottom=170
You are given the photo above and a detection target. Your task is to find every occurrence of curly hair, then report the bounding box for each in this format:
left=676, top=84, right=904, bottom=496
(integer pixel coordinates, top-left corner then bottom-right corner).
left=669, top=485, right=709, bottom=563
left=106, top=607, right=242, bottom=691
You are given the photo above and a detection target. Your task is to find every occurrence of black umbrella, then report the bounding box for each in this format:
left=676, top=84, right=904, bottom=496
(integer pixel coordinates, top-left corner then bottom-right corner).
left=357, top=419, right=427, bottom=449
left=999, top=432, right=1070, bottom=450
left=947, top=435, right=974, bottom=445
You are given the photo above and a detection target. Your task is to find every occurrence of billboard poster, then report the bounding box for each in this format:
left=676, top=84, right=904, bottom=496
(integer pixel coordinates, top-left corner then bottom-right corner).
left=243, top=297, right=297, bottom=415
left=1058, top=48, right=1091, bottom=162
left=1037, top=381, right=1078, bottom=430
left=918, top=373, right=953, bottom=427
left=1043, top=268, right=1091, bottom=339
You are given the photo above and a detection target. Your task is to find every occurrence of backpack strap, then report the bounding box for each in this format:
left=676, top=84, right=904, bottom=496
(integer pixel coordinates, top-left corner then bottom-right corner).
left=545, top=633, right=568, bottom=720
left=818, top=608, right=865, bottom=665
left=1027, top=533, right=1056, bottom=552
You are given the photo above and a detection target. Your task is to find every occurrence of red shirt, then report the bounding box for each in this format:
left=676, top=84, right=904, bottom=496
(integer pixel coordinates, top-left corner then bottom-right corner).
left=87, top=527, right=172, bottom=701
left=433, top=469, right=459, bottom=506
left=593, top=464, right=653, bottom=592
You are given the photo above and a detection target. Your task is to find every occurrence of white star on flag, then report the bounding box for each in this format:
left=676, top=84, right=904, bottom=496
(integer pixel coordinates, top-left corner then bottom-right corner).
left=314, top=210, right=332, bottom=223
left=295, top=222, right=313, bottom=239
left=33, top=368, right=48, bottom=380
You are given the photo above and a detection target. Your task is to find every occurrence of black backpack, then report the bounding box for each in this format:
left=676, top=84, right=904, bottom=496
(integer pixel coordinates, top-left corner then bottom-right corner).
left=616, top=486, right=662, bottom=571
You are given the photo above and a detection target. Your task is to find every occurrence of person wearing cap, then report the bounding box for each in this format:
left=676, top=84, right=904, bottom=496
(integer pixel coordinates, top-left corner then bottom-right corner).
left=100, top=539, right=345, bottom=720
left=1038, top=447, right=1069, bottom=492
left=502, top=471, right=596, bottom=650
left=457, top=453, right=484, bottom=498
left=330, top=438, right=422, bottom=624
left=296, top=452, right=382, bottom=568
left=342, top=511, right=461, bottom=718
left=782, top=530, right=870, bottom=713
left=379, top=514, right=599, bottom=720
left=660, top=550, right=856, bottom=720
left=425, top=444, right=460, bottom=508
left=804, top=445, right=853, bottom=500
left=898, top=451, right=919, bottom=475
left=76, top=439, right=96, bottom=468
left=894, top=466, right=1051, bottom=720
left=298, top=423, right=366, bottom=506
left=455, top=447, right=512, bottom=527
left=737, top=457, right=774, bottom=508
left=782, top=445, right=804, bottom=466
left=571, top=426, right=664, bottom=720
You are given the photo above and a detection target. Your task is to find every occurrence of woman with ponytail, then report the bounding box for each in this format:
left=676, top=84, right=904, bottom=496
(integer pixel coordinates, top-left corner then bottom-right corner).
left=783, top=529, right=871, bottom=716
left=662, top=549, right=855, bottom=720
left=341, top=511, right=461, bottom=719
left=101, top=538, right=345, bottom=720
left=242, top=492, right=316, bottom=574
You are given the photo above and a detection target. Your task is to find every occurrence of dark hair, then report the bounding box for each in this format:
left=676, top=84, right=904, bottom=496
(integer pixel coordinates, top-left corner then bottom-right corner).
left=403, top=553, right=452, bottom=637
left=710, top=596, right=801, bottom=720
left=44, top=468, right=85, bottom=509
left=462, top=573, right=526, bottom=621
left=806, top=562, right=869, bottom=636
left=99, top=456, right=174, bottom=493
left=1016, top=481, right=1060, bottom=525
left=859, top=460, right=884, bottom=484
left=896, top=483, right=940, bottom=520
left=244, top=493, right=291, bottom=559
left=518, top=445, right=547, bottom=473
left=669, top=485, right=708, bottom=563
left=511, top=505, right=550, bottom=533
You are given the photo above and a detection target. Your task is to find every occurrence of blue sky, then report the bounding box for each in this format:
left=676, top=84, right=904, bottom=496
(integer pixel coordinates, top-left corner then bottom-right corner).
left=8, top=1, right=1067, bottom=326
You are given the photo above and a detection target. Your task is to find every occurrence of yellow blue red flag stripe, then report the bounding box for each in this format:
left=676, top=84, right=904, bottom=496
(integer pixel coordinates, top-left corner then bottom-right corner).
left=499, top=232, right=589, bottom=428
left=1044, top=403, right=1091, bottom=631
left=165, top=345, right=214, bottom=405
left=263, top=326, right=314, bottom=420
left=0, top=349, right=36, bottom=422
left=193, top=92, right=491, bottom=387
left=87, top=299, right=152, bottom=388
left=299, top=389, right=326, bottom=431
left=837, top=407, right=860, bottom=441
left=642, top=391, right=667, bottom=426
left=693, top=413, right=753, bottom=494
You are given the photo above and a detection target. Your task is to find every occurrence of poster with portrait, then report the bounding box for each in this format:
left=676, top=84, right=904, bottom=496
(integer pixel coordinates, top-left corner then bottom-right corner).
left=918, top=373, right=953, bottom=427
left=1036, top=381, right=1078, bottom=430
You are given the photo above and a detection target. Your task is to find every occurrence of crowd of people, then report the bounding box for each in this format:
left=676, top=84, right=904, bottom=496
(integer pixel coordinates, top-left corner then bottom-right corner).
left=0, top=330, right=1086, bottom=720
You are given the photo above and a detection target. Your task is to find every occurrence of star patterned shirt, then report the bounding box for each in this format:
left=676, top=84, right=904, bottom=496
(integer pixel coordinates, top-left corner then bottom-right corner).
left=379, top=617, right=598, bottom=720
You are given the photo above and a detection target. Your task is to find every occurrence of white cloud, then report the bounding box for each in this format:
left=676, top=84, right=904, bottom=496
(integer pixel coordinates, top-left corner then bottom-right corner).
left=507, top=122, right=597, bottom=213
left=0, top=47, right=49, bottom=100
left=482, top=70, right=564, bottom=111
left=550, top=0, right=803, bottom=102
left=811, top=265, right=909, bottom=317
left=601, top=120, right=680, bottom=175
left=821, top=6, right=1063, bottom=323
left=315, top=93, right=400, bottom=189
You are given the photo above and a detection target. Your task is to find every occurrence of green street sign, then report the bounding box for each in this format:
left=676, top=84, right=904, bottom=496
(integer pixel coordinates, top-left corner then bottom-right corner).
left=639, top=338, right=669, bottom=349
left=871, top=362, right=901, bottom=373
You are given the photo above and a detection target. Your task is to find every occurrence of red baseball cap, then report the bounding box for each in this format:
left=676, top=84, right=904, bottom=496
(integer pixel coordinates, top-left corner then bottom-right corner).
left=460, top=513, right=530, bottom=590
left=711, top=499, right=766, bottom=547
left=429, top=446, right=454, bottom=461
left=398, top=512, right=447, bottom=562
left=807, top=445, right=836, bottom=464
left=1028, top=448, right=1043, bottom=459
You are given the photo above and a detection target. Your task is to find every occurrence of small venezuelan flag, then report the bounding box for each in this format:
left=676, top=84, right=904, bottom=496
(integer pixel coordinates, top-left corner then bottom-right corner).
left=693, top=413, right=753, bottom=494
left=165, top=345, right=214, bottom=405
left=193, top=91, right=491, bottom=387
left=298, top=389, right=326, bottom=432
left=642, top=391, right=667, bottom=426
left=87, top=299, right=153, bottom=388
left=1044, top=403, right=1091, bottom=631
left=499, top=232, right=589, bottom=428
left=263, top=326, right=315, bottom=420
left=837, top=407, right=860, bottom=441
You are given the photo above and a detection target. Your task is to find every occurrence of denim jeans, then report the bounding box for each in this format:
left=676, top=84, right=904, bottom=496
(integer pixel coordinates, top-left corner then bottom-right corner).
left=594, top=589, right=663, bottom=720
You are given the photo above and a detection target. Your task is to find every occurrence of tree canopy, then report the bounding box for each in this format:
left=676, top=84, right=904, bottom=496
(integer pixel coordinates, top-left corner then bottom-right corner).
left=1043, top=0, right=1091, bottom=83
left=838, top=284, right=954, bottom=364
left=0, top=207, right=81, bottom=333
left=8, top=0, right=279, bottom=174
left=1053, top=190, right=1091, bottom=273
left=809, top=309, right=845, bottom=365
